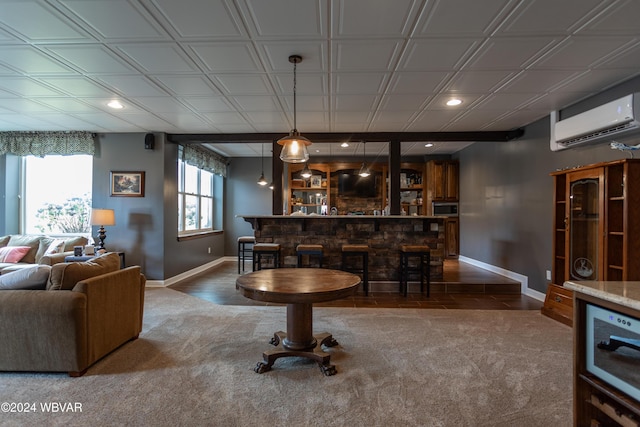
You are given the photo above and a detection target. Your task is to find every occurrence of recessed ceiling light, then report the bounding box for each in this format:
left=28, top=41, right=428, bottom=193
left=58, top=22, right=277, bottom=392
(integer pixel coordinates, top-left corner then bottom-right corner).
left=341, top=142, right=349, bottom=147
left=446, top=99, right=462, bottom=106
left=107, top=100, right=124, bottom=109
left=425, top=143, right=434, bottom=148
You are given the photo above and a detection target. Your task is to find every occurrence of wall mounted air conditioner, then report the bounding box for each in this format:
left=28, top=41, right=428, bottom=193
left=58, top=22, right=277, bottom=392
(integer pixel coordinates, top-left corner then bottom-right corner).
left=550, top=93, right=640, bottom=151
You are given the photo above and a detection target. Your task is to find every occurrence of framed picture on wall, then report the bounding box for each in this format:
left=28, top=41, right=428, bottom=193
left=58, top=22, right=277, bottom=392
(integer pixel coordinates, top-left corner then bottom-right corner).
left=110, top=171, right=145, bottom=197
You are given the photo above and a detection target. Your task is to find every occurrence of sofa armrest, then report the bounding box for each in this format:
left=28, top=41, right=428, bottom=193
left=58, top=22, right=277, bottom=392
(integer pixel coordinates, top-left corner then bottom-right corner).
left=39, top=251, right=75, bottom=266
left=0, top=290, right=88, bottom=373
left=72, top=266, right=145, bottom=365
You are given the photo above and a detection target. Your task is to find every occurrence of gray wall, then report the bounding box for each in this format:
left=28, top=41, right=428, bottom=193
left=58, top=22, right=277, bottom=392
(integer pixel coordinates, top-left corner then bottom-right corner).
left=91, top=133, right=225, bottom=280
left=457, top=76, right=640, bottom=293
left=223, top=157, right=273, bottom=255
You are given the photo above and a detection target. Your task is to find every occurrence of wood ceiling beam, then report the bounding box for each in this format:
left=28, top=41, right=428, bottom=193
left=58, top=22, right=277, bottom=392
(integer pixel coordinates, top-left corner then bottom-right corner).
left=168, top=129, right=524, bottom=144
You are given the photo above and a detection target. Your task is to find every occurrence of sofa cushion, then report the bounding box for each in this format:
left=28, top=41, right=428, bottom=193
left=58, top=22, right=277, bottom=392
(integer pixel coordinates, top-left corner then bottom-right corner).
left=62, top=236, right=89, bottom=252
left=47, top=252, right=121, bottom=291
left=0, top=265, right=51, bottom=290
left=0, top=246, right=31, bottom=263
left=6, top=235, right=42, bottom=264
left=0, top=235, right=9, bottom=248
left=45, top=239, right=66, bottom=256
left=34, top=237, right=54, bottom=264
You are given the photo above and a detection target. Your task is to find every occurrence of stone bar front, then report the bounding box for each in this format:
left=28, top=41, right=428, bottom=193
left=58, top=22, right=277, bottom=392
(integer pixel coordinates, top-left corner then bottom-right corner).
left=240, top=215, right=444, bottom=281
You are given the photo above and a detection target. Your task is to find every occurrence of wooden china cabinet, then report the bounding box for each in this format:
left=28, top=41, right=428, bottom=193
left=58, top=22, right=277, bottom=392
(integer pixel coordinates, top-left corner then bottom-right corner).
left=543, top=159, right=640, bottom=326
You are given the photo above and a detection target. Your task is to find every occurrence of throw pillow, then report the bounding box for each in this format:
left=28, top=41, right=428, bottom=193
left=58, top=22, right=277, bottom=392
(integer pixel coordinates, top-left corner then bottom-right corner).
left=35, top=238, right=67, bottom=264
left=0, top=246, right=31, bottom=263
left=34, top=237, right=54, bottom=264
left=6, top=235, right=42, bottom=264
left=0, top=235, right=9, bottom=248
left=0, top=265, right=51, bottom=290
left=47, top=252, right=121, bottom=291
left=45, top=239, right=66, bottom=256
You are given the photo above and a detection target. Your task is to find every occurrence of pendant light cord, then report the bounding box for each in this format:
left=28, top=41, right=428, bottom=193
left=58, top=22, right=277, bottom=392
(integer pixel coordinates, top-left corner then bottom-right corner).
left=293, top=59, right=297, bottom=131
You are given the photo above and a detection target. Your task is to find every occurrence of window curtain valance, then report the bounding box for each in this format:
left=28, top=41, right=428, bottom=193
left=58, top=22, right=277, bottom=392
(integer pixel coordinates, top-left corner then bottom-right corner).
left=182, top=144, right=228, bottom=177
left=0, top=131, right=95, bottom=157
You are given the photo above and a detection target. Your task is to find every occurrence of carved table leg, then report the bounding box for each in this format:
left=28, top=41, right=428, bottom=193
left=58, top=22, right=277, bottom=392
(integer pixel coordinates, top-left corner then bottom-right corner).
left=252, top=304, right=342, bottom=375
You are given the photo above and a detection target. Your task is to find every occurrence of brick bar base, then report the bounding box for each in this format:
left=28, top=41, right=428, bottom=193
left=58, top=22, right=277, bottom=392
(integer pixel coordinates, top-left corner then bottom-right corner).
left=241, top=215, right=444, bottom=281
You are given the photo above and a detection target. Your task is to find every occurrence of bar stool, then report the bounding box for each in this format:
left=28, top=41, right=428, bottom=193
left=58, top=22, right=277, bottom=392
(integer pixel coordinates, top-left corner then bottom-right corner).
left=237, top=236, right=255, bottom=274
left=252, top=243, right=281, bottom=271
left=399, top=245, right=430, bottom=297
left=341, top=244, right=369, bottom=296
left=296, top=244, right=323, bottom=268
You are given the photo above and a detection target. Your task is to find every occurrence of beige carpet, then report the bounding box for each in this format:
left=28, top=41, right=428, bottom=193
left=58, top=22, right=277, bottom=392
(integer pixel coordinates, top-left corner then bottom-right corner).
left=0, top=288, right=573, bottom=426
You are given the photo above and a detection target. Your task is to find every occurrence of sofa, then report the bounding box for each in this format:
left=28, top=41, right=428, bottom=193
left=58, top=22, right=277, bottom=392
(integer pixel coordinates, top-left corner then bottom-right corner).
left=0, top=234, right=89, bottom=274
left=0, top=252, right=146, bottom=376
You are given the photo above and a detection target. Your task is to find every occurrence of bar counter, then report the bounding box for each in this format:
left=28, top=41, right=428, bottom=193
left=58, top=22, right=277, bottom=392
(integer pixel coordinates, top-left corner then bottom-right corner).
left=240, top=215, right=445, bottom=281
left=564, top=280, right=640, bottom=311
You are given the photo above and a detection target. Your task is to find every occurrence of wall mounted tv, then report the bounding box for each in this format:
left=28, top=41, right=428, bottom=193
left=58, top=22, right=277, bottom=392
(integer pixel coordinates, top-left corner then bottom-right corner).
left=337, top=170, right=379, bottom=197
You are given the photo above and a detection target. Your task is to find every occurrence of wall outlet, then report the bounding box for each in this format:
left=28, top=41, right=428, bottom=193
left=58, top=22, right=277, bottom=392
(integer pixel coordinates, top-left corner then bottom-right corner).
left=546, top=270, right=551, bottom=281
left=208, top=247, right=211, bottom=254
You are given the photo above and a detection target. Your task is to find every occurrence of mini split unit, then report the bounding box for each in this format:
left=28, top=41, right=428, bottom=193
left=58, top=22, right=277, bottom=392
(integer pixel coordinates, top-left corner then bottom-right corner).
left=550, top=93, right=640, bottom=151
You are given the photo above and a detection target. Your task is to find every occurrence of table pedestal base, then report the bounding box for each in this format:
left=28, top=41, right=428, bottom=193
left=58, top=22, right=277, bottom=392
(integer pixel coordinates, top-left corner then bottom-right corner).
left=254, top=331, right=339, bottom=376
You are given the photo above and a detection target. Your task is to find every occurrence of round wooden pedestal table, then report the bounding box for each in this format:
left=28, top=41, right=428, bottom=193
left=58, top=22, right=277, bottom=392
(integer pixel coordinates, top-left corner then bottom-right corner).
left=236, top=268, right=360, bottom=376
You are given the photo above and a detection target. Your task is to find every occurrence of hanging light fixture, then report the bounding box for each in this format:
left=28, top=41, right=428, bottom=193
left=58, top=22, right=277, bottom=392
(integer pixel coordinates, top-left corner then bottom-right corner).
left=257, top=143, right=268, bottom=186
left=277, top=55, right=311, bottom=163
left=358, top=142, right=370, bottom=177
left=300, top=163, right=312, bottom=179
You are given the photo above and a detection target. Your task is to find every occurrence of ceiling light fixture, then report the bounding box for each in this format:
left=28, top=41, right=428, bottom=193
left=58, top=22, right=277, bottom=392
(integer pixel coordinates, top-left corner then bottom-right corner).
left=358, top=142, right=370, bottom=177
left=277, top=55, right=311, bottom=163
left=257, top=143, right=268, bottom=186
left=341, top=142, right=349, bottom=148
left=107, top=100, right=124, bottom=109
left=425, top=143, right=434, bottom=147
left=446, top=98, right=462, bottom=106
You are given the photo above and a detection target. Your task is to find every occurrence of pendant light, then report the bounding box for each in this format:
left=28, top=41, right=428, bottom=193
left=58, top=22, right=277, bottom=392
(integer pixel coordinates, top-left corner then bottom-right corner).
left=277, top=55, right=311, bottom=163
left=358, top=142, right=370, bottom=177
left=300, top=163, right=312, bottom=179
left=257, top=143, right=268, bottom=186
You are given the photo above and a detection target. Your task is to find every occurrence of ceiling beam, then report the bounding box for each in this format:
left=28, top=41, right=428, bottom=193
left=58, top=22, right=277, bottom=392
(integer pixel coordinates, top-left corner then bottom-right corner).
left=168, top=129, right=524, bottom=144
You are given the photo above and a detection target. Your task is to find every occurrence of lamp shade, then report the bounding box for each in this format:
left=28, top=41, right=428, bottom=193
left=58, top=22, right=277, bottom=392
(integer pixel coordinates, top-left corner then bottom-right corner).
left=90, top=209, right=115, bottom=226
left=278, top=131, right=311, bottom=163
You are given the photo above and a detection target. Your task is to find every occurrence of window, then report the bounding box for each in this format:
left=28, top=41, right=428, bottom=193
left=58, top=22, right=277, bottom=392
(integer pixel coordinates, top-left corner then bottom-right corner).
left=23, top=155, right=93, bottom=234
left=178, top=151, right=214, bottom=235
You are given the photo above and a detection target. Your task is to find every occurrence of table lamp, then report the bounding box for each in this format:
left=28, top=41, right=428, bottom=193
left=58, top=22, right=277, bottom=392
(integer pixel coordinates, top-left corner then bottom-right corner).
left=90, top=208, right=115, bottom=251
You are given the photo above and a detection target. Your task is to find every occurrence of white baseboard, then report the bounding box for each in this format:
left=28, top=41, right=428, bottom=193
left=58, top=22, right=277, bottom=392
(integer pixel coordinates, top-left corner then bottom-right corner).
left=145, top=256, right=233, bottom=287
left=457, top=255, right=544, bottom=301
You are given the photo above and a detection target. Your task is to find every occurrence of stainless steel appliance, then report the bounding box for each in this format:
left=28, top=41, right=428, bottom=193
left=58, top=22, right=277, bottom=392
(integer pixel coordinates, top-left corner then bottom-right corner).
left=432, top=202, right=458, bottom=216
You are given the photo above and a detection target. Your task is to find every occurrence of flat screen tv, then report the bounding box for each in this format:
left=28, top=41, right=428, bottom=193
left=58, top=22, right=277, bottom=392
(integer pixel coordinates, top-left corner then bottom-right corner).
left=337, top=171, right=378, bottom=197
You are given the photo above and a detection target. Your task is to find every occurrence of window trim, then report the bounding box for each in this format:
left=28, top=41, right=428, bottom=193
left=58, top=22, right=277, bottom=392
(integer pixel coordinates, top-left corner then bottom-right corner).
left=178, top=150, right=218, bottom=236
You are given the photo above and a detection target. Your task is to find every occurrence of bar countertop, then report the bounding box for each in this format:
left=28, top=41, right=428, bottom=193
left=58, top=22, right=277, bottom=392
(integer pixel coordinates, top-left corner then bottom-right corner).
left=237, top=214, right=444, bottom=219
left=564, top=280, right=640, bottom=310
